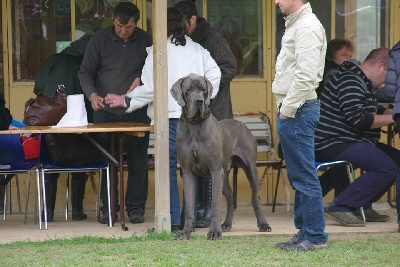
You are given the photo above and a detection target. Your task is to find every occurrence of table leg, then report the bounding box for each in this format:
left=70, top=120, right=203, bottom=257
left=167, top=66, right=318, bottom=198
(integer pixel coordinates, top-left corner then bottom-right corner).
left=118, top=133, right=128, bottom=231
left=84, top=134, right=118, bottom=166
left=83, top=133, right=119, bottom=226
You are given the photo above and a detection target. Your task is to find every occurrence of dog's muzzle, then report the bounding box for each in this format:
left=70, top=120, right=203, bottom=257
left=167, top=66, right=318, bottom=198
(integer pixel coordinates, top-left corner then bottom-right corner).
left=194, top=99, right=204, bottom=107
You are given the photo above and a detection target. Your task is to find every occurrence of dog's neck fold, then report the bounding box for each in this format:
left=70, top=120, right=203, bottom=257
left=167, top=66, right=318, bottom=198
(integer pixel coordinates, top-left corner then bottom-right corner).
left=180, top=110, right=211, bottom=124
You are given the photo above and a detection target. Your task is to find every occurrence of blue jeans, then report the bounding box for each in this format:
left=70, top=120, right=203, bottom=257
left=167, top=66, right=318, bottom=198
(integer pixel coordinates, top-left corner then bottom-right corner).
left=397, top=172, right=400, bottom=223
left=277, top=99, right=328, bottom=244
left=169, top=118, right=181, bottom=226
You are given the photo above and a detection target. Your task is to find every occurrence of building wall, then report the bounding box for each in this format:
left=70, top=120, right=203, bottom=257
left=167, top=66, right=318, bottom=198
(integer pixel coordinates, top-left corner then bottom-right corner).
left=3, top=1, right=400, bottom=213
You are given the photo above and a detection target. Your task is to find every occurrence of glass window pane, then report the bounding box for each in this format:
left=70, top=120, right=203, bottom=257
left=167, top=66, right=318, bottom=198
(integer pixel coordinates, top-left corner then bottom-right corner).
left=208, top=0, right=263, bottom=77
left=75, top=0, right=130, bottom=36
left=335, top=0, right=390, bottom=61
left=12, top=1, right=72, bottom=81
left=0, top=3, right=3, bottom=94
left=11, top=0, right=132, bottom=82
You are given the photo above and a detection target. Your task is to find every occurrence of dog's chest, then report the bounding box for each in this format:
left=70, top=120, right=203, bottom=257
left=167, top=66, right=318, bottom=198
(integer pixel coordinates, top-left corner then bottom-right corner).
left=177, top=127, right=222, bottom=176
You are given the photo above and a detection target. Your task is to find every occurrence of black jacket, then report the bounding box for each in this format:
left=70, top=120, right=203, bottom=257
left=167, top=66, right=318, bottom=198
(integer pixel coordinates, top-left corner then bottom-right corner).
left=34, top=39, right=88, bottom=97
left=316, top=59, right=339, bottom=97
left=33, top=39, right=93, bottom=121
left=0, top=91, right=12, bottom=130
left=191, top=18, right=237, bottom=120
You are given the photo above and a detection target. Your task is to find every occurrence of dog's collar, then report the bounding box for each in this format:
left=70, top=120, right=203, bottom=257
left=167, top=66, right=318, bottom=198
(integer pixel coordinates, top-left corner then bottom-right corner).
left=180, top=112, right=211, bottom=124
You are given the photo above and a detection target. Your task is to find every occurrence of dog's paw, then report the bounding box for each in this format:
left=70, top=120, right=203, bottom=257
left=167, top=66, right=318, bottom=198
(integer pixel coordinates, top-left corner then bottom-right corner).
left=221, top=223, right=232, bottom=232
left=174, top=230, right=191, bottom=240
left=258, top=223, right=272, bottom=232
left=207, top=229, right=222, bottom=240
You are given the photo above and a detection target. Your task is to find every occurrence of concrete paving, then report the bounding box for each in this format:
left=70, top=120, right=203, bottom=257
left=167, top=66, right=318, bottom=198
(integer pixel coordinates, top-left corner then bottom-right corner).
left=0, top=203, right=398, bottom=244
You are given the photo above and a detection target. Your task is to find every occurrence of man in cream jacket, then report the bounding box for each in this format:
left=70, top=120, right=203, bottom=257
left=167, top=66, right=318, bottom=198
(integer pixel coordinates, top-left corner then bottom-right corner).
left=272, top=0, right=328, bottom=251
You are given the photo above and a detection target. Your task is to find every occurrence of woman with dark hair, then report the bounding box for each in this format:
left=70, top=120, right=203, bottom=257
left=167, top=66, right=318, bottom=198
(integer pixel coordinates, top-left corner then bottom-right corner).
left=316, top=38, right=354, bottom=97
left=174, top=0, right=237, bottom=228
left=104, top=7, right=221, bottom=231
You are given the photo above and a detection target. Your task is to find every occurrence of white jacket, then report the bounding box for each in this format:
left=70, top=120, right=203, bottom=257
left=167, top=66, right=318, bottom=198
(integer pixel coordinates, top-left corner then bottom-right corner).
left=125, top=36, right=221, bottom=121
left=272, top=3, right=326, bottom=118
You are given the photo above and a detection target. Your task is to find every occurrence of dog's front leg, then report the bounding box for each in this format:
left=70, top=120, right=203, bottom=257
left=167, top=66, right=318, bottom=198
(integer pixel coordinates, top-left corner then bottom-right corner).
left=207, top=168, right=224, bottom=240
left=175, top=169, right=196, bottom=240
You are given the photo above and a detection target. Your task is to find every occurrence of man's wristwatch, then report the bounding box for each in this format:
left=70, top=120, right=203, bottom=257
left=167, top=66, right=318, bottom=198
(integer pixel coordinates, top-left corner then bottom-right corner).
left=124, top=96, right=131, bottom=108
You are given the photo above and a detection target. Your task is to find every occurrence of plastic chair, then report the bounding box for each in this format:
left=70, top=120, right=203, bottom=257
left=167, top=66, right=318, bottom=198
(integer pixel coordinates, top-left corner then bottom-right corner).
left=36, top=134, right=111, bottom=230
left=232, top=113, right=282, bottom=209
left=0, top=134, right=39, bottom=223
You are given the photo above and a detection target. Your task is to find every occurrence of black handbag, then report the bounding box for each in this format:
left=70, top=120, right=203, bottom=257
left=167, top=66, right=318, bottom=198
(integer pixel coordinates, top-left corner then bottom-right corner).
left=45, top=134, right=102, bottom=166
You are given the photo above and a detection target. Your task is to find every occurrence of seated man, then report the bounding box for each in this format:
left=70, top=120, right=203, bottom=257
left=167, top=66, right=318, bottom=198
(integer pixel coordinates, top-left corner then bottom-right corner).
left=315, top=47, right=399, bottom=226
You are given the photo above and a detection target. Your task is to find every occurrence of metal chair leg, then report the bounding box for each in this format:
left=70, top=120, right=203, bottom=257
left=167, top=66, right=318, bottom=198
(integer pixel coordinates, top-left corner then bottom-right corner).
left=24, top=172, right=31, bottom=225
left=15, top=175, right=22, bottom=214
left=272, top=160, right=284, bottom=212
left=65, top=174, right=70, bottom=221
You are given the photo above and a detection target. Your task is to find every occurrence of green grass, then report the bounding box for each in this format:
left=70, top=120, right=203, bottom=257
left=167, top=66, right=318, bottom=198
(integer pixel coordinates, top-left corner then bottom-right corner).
left=1, top=231, right=399, bottom=266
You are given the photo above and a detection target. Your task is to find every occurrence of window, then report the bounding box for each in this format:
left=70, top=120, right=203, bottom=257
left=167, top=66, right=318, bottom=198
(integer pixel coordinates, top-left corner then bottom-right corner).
left=12, top=1, right=71, bottom=81
left=207, top=0, right=263, bottom=77
left=275, top=0, right=390, bottom=62
left=11, top=0, right=129, bottom=82
left=335, top=0, right=390, bottom=61
left=148, top=0, right=264, bottom=78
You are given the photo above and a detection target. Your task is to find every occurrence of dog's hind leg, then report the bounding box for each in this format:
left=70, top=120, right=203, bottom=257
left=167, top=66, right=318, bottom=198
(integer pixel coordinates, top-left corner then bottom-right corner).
left=244, top=165, right=272, bottom=232
left=221, top=169, right=234, bottom=232
left=175, top=170, right=196, bottom=240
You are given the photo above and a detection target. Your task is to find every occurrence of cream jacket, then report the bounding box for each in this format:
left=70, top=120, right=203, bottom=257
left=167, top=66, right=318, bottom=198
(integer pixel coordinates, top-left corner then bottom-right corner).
left=125, top=36, right=221, bottom=123
left=272, top=3, right=326, bottom=118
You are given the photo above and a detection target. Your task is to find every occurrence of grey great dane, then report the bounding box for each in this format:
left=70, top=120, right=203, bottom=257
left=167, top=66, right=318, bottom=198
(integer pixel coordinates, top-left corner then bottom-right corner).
left=171, top=73, right=271, bottom=240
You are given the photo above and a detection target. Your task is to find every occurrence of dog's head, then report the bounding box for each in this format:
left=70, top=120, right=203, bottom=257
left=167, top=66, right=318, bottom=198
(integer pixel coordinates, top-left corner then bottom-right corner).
left=171, top=73, right=213, bottom=122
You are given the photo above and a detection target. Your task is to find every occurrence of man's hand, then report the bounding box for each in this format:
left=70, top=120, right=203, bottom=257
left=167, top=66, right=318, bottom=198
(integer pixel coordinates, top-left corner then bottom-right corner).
left=383, top=108, right=393, bottom=115
left=127, top=77, right=141, bottom=93
left=105, top=94, right=124, bottom=108
left=90, top=93, right=105, bottom=111
left=279, top=113, right=288, bottom=119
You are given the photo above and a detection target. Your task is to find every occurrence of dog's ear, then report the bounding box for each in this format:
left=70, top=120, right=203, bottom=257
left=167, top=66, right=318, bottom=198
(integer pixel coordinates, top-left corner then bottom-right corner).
left=204, top=76, right=213, bottom=106
left=171, top=77, right=186, bottom=107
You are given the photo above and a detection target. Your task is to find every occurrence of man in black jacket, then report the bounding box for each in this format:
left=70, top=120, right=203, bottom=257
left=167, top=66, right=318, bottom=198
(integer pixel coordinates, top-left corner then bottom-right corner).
left=79, top=2, right=152, bottom=224
left=0, top=91, right=13, bottom=131
left=175, top=0, right=237, bottom=228
left=0, top=90, right=16, bottom=212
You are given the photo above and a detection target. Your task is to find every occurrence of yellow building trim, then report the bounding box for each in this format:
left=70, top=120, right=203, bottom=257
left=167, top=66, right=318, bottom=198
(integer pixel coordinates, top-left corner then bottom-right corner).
left=391, top=0, right=400, bottom=45
left=330, top=0, right=336, bottom=40
left=2, top=0, right=10, bottom=104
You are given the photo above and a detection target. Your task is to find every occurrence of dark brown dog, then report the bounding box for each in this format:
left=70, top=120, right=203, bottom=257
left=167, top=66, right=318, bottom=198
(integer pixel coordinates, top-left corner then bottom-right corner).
left=171, top=73, right=271, bottom=240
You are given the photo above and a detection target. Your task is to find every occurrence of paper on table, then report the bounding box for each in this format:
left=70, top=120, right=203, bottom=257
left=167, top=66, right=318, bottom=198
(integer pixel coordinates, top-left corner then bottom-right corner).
left=52, top=94, right=88, bottom=128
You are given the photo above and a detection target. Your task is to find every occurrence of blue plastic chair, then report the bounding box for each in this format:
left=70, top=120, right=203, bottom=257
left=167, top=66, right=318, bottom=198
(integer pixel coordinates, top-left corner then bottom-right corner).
left=36, top=134, right=111, bottom=230
left=0, top=134, right=39, bottom=223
